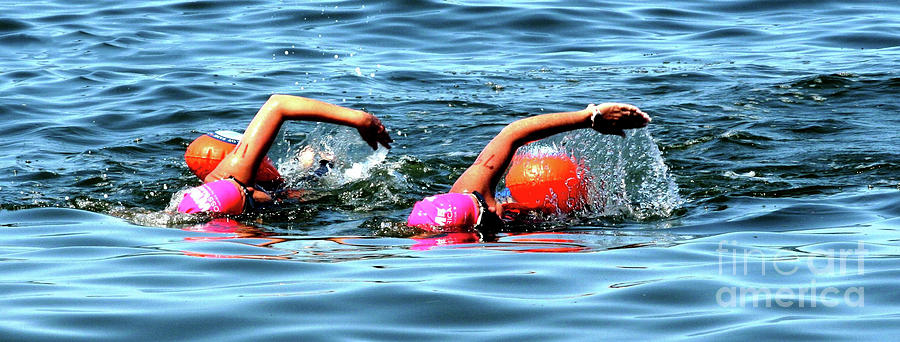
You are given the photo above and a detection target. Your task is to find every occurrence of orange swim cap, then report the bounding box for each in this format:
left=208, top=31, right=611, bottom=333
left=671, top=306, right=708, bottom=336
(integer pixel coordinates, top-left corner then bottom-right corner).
left=504, top=152, right=588, bottom=213
left=184, top=130, right=282, bottom=183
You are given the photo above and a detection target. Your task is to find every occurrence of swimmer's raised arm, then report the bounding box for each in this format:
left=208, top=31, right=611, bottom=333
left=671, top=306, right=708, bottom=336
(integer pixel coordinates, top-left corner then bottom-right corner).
left=449, top=103, right=649, bottom=213
left=206, top=94, right=392, bottom=185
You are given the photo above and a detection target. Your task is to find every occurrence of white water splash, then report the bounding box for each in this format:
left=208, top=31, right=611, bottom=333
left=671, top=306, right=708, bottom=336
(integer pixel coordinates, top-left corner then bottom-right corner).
left=508, top=129, right=681, bottom=220
left=276, top=124, right=389, bottom=189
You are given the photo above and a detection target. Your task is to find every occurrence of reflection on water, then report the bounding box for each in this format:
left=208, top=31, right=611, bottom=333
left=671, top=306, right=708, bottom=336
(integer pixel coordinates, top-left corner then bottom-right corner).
left=180, top=219, right=292, bottom=260
left=408, top=231, right=659, bottom=253
left=178, top=217, right=678, bottom=257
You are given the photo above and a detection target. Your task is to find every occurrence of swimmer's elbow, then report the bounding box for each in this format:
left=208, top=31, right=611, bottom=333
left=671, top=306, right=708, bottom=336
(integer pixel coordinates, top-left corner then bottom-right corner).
left=263, top=94, right=319, bottom=115
left=498, top=121, right=533, bottom=147
left=265, top=94, right=290, bottom=107
left=261, top=94, right=306, bottom=119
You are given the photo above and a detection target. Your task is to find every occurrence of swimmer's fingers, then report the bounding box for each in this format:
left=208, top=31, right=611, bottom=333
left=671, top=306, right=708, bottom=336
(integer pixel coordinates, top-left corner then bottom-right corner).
left=366, top=129, right=392, bottom=150
left=377, top=128, right=393, bottom=149
left=357, top=114, right=393, bottom=150
left=589, top=103, right=651, bottom=137
left=370, top=115, right=392, bottom=149
left=358, top=127, right=379, bottom=150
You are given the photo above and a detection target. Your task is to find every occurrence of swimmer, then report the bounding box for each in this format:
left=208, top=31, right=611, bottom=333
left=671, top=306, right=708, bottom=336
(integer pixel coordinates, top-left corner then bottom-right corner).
left=407, top=103, right=650, bottom=232
left=177, top=94, right=392, bottom=215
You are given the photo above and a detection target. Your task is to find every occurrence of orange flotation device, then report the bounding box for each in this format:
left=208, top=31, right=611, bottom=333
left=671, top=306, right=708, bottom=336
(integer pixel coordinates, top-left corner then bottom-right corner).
left=504, top=152, right=588, bottom=213
left=184, top=130, right=282, bottom=183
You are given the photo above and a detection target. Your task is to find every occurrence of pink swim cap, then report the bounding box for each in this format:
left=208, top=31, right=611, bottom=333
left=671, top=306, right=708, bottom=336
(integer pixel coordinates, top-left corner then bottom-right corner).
left=177, top=179, right=245, bottom=215
left=407, top=193, right=481, bottom=232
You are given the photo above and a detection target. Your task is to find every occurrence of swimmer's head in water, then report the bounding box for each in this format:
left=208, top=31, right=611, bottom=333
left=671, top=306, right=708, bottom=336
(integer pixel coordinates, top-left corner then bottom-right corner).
left=184, top=130, right=281, bottom=182
left=505, top=151, right=588, bottom=213
left=407, top=193, right=482, bottom=232
left=177, top=179, right=246, bottom=215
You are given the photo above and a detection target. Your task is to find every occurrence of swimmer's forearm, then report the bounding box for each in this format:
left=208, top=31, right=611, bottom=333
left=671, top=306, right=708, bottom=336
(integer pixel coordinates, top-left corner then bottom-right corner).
left=475, top=109, right=591, bottom=170
left=262, top=94, right=369, bottom=127
left=262, top=94, right=391, bottom=150
left=500, top=109, right=592, bottom=147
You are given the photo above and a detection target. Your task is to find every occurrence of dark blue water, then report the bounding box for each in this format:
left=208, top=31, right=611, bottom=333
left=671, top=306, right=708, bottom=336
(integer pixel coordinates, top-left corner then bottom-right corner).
left=2, top=0, right=899, bottom=340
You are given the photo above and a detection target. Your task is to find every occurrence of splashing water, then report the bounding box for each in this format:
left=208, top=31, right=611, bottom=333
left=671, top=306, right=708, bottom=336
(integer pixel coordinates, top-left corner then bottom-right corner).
left=509, top=129, right=681, bottom=221
left=276, top=124, right=389, bottom=189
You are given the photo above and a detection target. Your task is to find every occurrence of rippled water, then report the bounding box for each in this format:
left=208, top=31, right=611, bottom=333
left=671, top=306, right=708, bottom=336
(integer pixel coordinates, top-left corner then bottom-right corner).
left=2, top=0, right=899, bottom=340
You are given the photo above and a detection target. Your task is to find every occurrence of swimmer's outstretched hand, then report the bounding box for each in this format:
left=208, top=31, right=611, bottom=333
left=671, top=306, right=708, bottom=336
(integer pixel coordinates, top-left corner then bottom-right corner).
left=587, top=103, right=651, bottom=138
left=357, top=112, right=393, bottom=150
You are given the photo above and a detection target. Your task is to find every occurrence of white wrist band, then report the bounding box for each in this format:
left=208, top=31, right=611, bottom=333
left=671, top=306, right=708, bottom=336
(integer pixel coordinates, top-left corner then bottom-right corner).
left=589, top=104, right=601, bottom=127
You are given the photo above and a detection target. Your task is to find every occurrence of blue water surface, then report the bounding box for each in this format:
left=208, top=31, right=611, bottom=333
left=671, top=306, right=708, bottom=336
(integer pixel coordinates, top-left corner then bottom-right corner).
left=2, top=0, right=899, bottom=340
